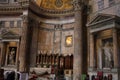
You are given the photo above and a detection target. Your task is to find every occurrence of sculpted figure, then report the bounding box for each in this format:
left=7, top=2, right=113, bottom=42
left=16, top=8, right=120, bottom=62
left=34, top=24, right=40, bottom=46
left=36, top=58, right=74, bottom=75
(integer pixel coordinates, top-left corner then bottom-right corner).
left=9, top=48, right=15, bottom=65
left=103, top=42, right=113, bottom=68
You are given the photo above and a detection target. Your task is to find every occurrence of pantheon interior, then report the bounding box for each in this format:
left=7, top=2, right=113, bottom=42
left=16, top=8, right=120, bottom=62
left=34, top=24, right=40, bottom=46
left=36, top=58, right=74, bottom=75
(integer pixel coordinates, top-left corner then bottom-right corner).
left=0, top=0, right=120, bottom=80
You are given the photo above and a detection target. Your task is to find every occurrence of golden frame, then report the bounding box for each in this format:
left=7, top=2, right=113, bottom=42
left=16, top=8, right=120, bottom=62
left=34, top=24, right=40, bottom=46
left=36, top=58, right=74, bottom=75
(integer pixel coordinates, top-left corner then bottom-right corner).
left=65, top=35, right=73, bottom=47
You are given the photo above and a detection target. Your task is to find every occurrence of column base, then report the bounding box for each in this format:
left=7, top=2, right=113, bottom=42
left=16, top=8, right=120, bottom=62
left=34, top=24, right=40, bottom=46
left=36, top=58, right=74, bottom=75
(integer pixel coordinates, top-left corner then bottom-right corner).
left=20, top=72, right=28, bottom=80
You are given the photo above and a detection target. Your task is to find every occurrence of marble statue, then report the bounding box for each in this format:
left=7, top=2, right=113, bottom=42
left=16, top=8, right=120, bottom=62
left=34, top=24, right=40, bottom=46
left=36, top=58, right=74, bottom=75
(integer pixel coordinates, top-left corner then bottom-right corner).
left=103, top=42, right=113, bottom=68
left=9, top=48, right=15, bottom=65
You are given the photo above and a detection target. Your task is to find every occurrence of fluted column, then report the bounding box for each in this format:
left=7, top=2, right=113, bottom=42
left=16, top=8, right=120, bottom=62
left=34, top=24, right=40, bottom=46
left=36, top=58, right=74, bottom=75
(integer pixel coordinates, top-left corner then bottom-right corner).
left=113, top=29, right=119, bottom=68
left=19, top=15, right=29, bottom=72
left=73, top=0, right=84, bottom=80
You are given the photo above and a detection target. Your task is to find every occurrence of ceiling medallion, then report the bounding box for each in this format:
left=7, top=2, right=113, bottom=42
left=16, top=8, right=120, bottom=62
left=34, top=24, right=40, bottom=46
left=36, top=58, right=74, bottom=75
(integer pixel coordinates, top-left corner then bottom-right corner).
left=55, top=0, right=63, bottom=8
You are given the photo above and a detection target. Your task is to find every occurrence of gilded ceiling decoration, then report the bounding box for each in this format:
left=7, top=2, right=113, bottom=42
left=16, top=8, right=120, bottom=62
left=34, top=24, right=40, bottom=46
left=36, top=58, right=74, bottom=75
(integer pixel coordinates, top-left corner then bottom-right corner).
left=35, top=0, right=73, bottom=10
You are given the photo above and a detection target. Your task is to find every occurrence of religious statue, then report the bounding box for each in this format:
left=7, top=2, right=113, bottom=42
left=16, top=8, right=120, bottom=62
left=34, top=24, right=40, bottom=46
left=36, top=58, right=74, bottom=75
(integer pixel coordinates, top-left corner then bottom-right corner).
left=103, top=42, right=113, bottom=68
left=9, top=48, right=15, bottom=65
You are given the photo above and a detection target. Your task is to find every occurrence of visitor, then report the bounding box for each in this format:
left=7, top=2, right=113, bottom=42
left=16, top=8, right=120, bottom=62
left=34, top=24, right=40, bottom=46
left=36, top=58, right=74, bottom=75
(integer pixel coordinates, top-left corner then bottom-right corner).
left=103, top=76, right=107, bottom=80
left=85, top=74, right=89, bottom=80
left=108, top=74, right=112, bottom=80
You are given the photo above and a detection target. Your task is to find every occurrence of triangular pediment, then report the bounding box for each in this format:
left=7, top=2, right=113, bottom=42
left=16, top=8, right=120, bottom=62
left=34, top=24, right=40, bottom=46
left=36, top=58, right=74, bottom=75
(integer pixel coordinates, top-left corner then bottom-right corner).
left=1, top=31, right=20, bottom=39
left=87, top=13, right=117, bottom=27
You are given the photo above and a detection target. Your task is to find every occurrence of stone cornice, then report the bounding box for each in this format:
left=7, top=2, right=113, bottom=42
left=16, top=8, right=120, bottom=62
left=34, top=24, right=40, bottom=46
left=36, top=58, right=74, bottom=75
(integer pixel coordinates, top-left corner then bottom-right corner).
left=0, top=0, right=29, bottom=14
left=28, top=11, right=75, bottom=25
left=0, top=7, right=23, bottom=13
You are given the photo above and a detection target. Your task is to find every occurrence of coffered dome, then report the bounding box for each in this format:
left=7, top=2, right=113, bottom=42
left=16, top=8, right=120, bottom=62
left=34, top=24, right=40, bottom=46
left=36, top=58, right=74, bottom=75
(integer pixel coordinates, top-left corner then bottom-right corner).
left=35, top=0, right=73, bottom=11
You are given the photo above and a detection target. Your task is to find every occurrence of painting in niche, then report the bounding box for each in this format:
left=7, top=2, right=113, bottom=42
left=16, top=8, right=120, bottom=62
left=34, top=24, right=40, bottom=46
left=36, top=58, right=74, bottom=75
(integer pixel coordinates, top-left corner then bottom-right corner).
left=7, top=47, right=17, bottom=65
left=102, top=38, right=114, bottom=68
left=65, top=35, right=73, bottom=47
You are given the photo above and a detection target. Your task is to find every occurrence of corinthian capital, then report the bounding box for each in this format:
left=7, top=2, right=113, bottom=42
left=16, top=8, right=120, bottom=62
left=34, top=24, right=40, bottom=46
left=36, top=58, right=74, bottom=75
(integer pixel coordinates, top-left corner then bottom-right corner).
left=21, top=15, right=28, bottom=23
left=73, top=0, right=83, bottom=11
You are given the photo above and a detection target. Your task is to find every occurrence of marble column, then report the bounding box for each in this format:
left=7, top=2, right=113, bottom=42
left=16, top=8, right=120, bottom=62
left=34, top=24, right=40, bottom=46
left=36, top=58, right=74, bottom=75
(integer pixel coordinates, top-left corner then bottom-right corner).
left=113, top=29, right=119, bottom=68
left=73, top=0, right=83, bottom=80
left=89, top=34, right=95, bottom=69
left=19, top=15, right=29, bottom=73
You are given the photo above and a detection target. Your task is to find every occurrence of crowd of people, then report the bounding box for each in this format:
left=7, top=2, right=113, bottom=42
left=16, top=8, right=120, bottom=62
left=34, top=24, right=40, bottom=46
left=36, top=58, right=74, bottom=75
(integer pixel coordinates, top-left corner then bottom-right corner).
left=85, top=74, right=112, bottom=80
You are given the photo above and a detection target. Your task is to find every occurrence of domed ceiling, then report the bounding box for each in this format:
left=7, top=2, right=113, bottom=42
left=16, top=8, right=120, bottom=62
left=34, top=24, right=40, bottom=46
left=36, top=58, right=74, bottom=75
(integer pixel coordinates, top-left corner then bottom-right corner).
left=35, top=0, right=73, bottom=11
